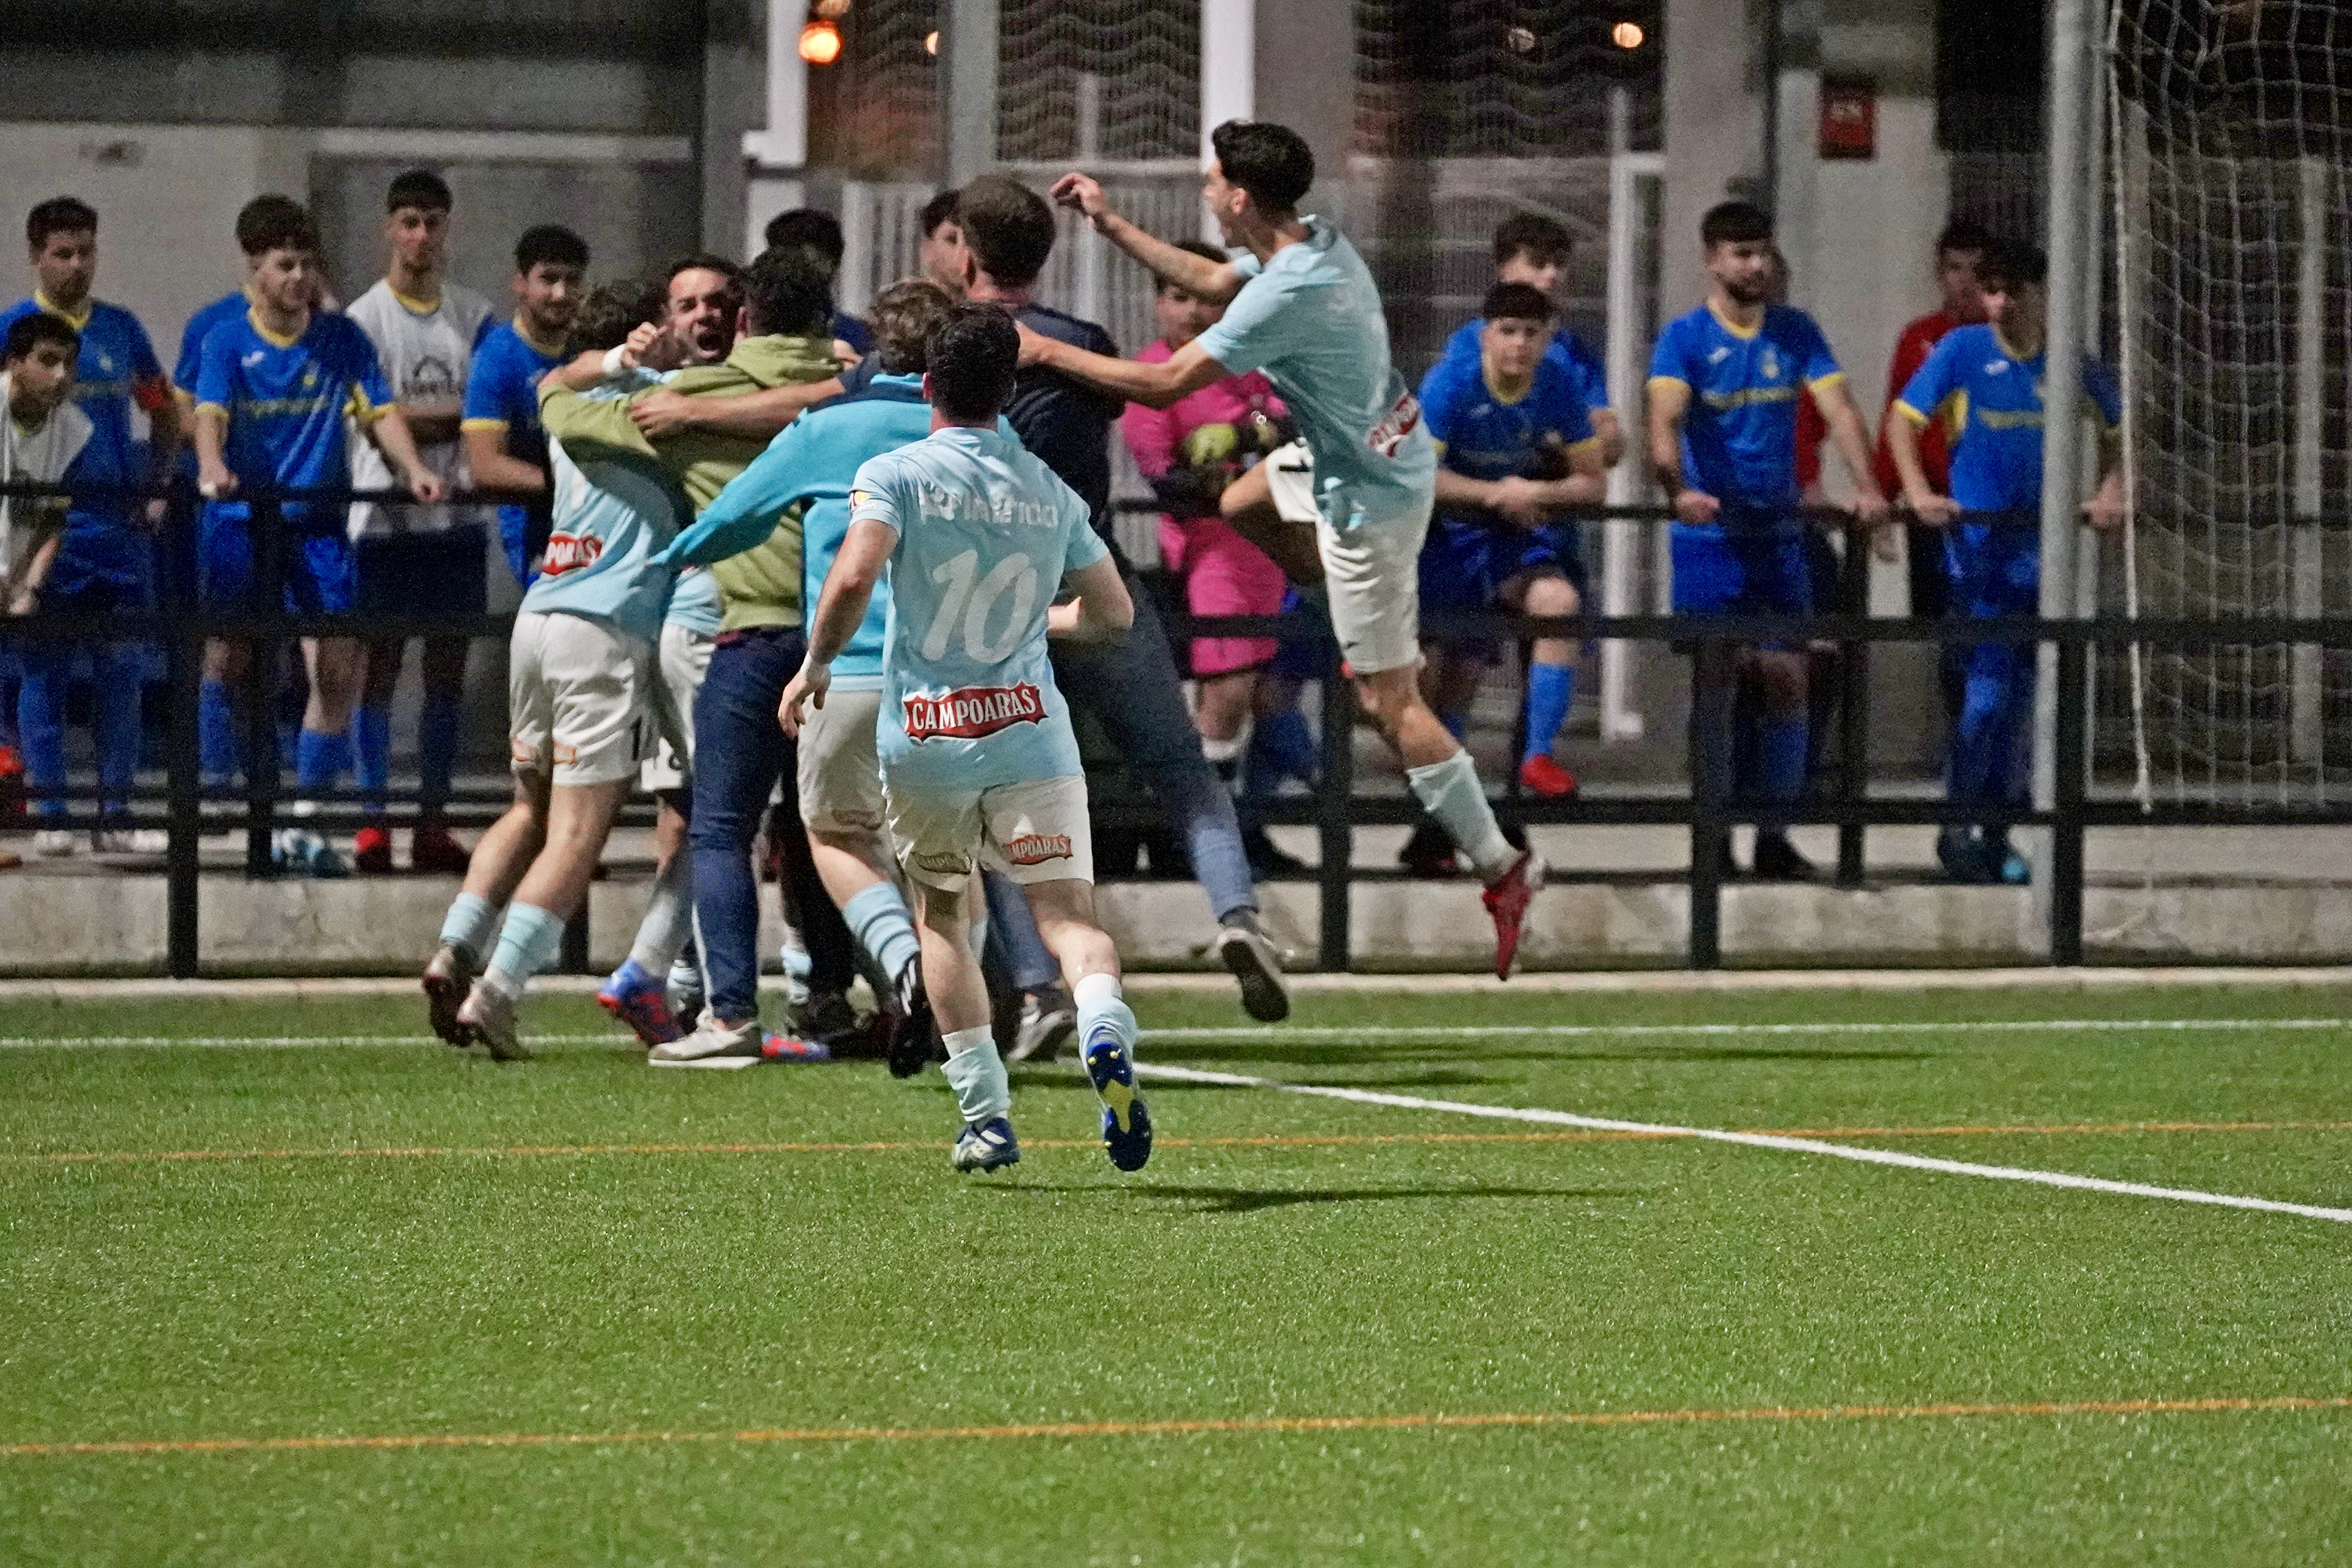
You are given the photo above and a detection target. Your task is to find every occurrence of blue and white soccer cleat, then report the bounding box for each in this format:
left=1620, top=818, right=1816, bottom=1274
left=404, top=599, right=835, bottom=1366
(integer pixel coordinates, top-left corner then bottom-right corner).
left=598, top=958, right=686, bottom=1047
left=1084, top=1028, right=1153, bottom=1172
left=951, top=1114, right=1021, bottom=1173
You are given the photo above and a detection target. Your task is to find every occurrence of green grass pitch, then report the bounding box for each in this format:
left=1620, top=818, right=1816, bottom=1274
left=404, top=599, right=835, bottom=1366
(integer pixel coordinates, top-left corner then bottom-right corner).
left=4, top=981, right=2350, bottom=1564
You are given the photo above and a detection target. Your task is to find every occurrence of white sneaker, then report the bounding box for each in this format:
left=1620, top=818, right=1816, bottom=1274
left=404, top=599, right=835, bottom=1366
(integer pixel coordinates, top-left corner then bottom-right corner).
left=650, top=1015, right=764, bottom=1062
left=91, top=827, right=168, bottom=855
left=1005, top=988, right=1076, bottom=1063
left=454, top=978, right=532, bottom=1062
left=31, top=829, right=77, bottom=858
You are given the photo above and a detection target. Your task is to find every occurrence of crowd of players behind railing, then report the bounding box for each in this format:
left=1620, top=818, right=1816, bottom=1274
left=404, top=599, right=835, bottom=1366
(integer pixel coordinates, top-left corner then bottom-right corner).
left=0, top=136, right=2124, bottom=1067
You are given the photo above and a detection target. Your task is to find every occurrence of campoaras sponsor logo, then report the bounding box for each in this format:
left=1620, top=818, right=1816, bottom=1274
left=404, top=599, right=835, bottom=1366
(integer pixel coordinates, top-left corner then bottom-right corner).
left=1003, top=832, right=1072, bottom=866
left=541, top=532, right=605, bottom=575
left=904, top=682, right=1045, bottom=742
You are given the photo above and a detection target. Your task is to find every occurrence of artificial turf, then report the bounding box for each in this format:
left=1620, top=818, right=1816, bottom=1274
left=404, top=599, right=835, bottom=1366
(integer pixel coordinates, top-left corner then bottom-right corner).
left=3, top=981, right=2348, bottom=1564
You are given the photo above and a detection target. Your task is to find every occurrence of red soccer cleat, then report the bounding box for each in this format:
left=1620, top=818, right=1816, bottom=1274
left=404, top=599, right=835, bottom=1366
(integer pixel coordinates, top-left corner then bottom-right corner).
left=410, top=824, right=472, bottom=876
left=353, top=823, right=394, bottom=874
left=1480, top=850, right=1548, bottom=981
left=1517, top=754, right=1580, bottom=799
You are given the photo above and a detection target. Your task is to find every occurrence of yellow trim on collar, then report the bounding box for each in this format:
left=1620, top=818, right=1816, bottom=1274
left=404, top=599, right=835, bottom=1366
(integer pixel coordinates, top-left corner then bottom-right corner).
left=389, top=286, right=442, bottom=316
left=1707, top=299, right=1763, bottom=341
left=33, top=290, right=92, bottom=332
left=246, top=307, right=304, bottom=350
left=513, top=318, right=567, bottom=358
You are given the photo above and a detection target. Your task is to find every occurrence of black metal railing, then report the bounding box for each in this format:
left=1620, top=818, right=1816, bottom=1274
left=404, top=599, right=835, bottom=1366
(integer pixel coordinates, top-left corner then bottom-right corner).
left=8, top=476, right=2350, bottom=976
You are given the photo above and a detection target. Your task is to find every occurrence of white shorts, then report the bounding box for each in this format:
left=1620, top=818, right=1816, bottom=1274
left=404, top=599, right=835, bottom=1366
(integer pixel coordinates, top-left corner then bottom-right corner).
left=640, top=619, right=713, bottom=792
left=1264, top=439, right=1322, bottom=525
left=1318, top=492, right=1432, bottom=676
left=884, top=773, right=1094, bottom=891
left=507, top=610, right=655, bottom=787
left=797, top=686, right=887, bottom=837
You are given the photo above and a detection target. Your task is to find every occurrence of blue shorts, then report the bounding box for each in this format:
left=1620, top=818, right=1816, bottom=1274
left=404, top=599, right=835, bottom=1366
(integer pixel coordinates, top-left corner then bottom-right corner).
left=1944, top=521, right=2039, bottom=619
left=1670, top=522, right=1813, bottom=620
left=355, top=526, right=491, bottom=619
left=199, top=508, right=357, bottom=616
left=47, top=510, right=154, bottom=605
left=1419, top=515, right=1588, bottom=613
left=497, top=504, right=534, bottom=586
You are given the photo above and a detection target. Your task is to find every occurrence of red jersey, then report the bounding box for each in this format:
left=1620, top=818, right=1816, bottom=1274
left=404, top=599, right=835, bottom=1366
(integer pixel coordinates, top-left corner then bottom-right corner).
left=1870, top=309, right=1964, bottom=498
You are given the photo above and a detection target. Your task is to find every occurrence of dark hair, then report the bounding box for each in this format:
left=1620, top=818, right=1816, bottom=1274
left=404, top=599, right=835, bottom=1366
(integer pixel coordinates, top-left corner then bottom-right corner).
left=666, top=251, right=740, bottom=288
left=1154, top=238, right=1229, bottom=294
left=871, top=278, right=956, bottom=375
left=1979, top=238, right=2048, bottom=292
left=1700, top=200, right=1774, bottom=248
left=26, top=197, right=97, bottom=253
left=926, top=302, right=1019, bottom=421
left=512, top=224, right=589, bottom=277
left=740, top=244, right=834, bottom=338
left=1936, top=218, right=1993, bottom=258
left=561, top=285, right=648, bottom=359
left=1210, top=120, right=1315, bottom=212
left=387, top=169, right=453, bottom=215
left=237, top=198, right=316, bottom=259
left=764, top=209, right=846, bottom=270
left=4, top=312, right=78, bottom=364
left=919, top=188, right=962, bottom=237
left=1480, top=282, right=1555, bottom=324
left=1493, top=213, right=1572, bottom=268
left=955, top=175, right=1056, bottom=288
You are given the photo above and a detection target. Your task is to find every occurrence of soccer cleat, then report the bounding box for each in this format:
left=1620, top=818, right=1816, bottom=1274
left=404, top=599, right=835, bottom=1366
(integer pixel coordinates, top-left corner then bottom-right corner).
left=1747, top=832, right=1816, bottom=883
left=1516, top=754, right=1581, bottom=799
left=422, top=941, right=478, bottom=1049
left=759, top=1031, right=833, bottom=1064
left=1480, top=849, right=1547, bottom=981
left=1997, top=849, right=2031, bottom=886
left=455, top=979, right=532, bottom=1061
left=796, top=989, right=866, bottom=1054
left=650, top=1015, right=762, bottom=1062
left=598, top=960, right=687, bottom=1047
left=886, top=964, right=938, bottom=1079
left=1397, top=816, right=1459, bottom=878
left=1084, top=1028, right=1154, bottom=1172
left=90, top=825, right=168, bottom=855
left=351, top=824, right=394, bottom=874
left=274, top=827, right=351, bottom=878
left=1004, top=986, right=1076, bottom=1064
left=952, top=1114, right=1022, bottom=1173
left=410, top=825, right=471, bottom=876
left=32, top=828, right=77, bottom=859
left=1215, top=914, right=1291, bottom=1023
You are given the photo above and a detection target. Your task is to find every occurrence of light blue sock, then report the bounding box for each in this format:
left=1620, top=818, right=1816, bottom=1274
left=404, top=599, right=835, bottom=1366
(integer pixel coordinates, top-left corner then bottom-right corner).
left=939, top=1025, right=1011, bottom=1122
left=1520, top=662, right=1574, bottom=768
left=843, top=881, right=922, bottom=985
left=418, top=692, right=463, bottom=813
left=1759, top=715, right=1809, bottom=803
left=485, top=902, right=566, bottom=996
left=353, top=705, right=392, bottom=814
left=438, top=890, right=499, bottom=962
left=1074, top=972, right=1138, bottom=1054
left=1404, top=749, right=1514, bottom=878
left=294, top=727, right=350, bottom=797
left=627, top=852, right=694, bottom=973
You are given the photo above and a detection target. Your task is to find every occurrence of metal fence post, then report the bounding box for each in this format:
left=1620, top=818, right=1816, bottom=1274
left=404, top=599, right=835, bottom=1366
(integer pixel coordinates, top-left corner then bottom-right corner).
left=1315, top=635, right=1354, bottom=972
left=1835, top=522, right=1870, bottom=886
left=163, top=482, right=203, bottom=977
left=1688, top=635, right=1731, bottom=969
left=2050, top=633, right=2088, bottom=964
left=243, top=495, right=284, bottom=877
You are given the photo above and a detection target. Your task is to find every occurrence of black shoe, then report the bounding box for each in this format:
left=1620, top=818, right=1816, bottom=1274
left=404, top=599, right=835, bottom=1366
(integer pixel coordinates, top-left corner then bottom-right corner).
left=795, top=989, right=866, bottom=1051
left=887, top=963, right=937, bottom=1079
left=1398, top=816, right=1460, bottom=878
left=1748, top=832, right=1817, bottom=882
left=1241, top=825, right=1308, bottom=878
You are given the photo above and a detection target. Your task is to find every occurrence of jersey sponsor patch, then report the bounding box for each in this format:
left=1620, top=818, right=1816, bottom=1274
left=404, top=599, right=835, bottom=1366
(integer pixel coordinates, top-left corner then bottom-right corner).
left=902, top=682, right=1045, bottom=742
left=1002, top=831, right=1073, bottom=866
left=1366, top=390, right=1423, bottom=458
left=541, top=531, right=605, bottom=576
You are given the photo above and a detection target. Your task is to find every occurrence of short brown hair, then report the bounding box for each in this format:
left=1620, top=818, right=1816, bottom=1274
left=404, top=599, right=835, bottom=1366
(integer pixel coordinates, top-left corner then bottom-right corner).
left=956, top=175, right=1056, bottom=288
left=871, top=278, right=956, bottom=375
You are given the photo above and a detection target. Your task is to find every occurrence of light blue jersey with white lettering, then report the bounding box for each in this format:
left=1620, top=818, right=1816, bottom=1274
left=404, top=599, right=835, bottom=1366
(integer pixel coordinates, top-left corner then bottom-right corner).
left=848, top=425, right=1107, bottom=792
left=521, top=378, right=689, bottom=642
left=664, top=565, right=721, bottom=636
left=1193, top=218, right=1435, bottom=531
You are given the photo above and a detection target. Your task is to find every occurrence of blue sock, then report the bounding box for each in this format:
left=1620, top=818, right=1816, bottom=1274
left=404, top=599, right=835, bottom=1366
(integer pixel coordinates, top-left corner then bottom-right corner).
left=1759, top=715, right=1809, bottom=803
left=439, top=890, right=500, bottom=961
left=1251, top=706, right=1318, bottom=787
left=353, top=705, right=392, bottom=814
left=418, top=692, right=463, bottom=813
left=1520, top=662, right=1574, bottom=768
left=198, top=678, right=241, bottom=787
left=1439, top=709, right=1469, bottom=743
left=843, top=881, right=922, bottom=985
left=294, top=727, right=350, bottom=797
left=485, top=902, right=566, bottom=995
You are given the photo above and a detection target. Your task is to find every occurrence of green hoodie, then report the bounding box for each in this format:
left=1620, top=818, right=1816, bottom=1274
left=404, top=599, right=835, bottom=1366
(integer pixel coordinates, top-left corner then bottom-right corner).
left=538, top=334, right=840, bottom=631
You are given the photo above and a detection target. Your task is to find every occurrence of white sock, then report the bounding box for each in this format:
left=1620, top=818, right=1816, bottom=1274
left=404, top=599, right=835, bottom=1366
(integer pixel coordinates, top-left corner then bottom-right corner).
left=939, top=1025, right=1010, bottom=1123
left=1073, top=972, right=1122, bottom=1007
left=1405, top=749, right=1516, bottom=880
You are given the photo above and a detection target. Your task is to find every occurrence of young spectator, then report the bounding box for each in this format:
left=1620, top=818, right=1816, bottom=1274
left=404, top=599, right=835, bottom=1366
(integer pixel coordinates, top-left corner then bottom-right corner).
left=1646, top=201, right=1888, bottom=880
left=1, top=313, right=93, bottom=865
left=1439, top=213, right=1622, bottom=468
left=192, top=218, right=446, bottom=877
left=764, top=207, right=873, bottom=357
left=917, top=188, right=966, bottom=296
left=174, top=196, right=315, bottom=433
left=1418, top=281, right=1607, bottom=800
left=1, top=198, right=180, bottom=856
left=1887, top=238, right=2124, bottom=884
left=1117, top=238, right=1307, bottom=876
left=462, top=224, right=590, bottom=585
left=345, top=170, right=497, bottom=875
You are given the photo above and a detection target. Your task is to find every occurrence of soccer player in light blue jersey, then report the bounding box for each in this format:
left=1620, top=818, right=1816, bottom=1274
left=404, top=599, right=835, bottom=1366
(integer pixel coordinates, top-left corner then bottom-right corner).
left=1647, top=200, right=1888, bottom=881
left=1026, top=119, right=1546, bottom=979
left=780, top=304, right=1149, bottom=1175
left=1888, top=238, right=2124, bottom=885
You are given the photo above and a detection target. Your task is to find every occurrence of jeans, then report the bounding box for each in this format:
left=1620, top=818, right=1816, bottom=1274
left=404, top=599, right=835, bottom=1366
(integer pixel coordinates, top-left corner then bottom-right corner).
left=1048, top=581, right=1254, bottom=921
left=689, top=626, right=856, bottom=1024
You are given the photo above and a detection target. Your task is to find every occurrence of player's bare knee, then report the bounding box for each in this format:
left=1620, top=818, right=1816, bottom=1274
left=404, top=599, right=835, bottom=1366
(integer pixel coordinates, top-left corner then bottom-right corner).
left=1523, top=574, right=1579, bottom=618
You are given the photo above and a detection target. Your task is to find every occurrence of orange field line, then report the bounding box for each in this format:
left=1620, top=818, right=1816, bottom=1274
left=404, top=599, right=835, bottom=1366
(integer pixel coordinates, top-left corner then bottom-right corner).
left=10, top=1394, right=2349, bottom=1459
left=7, top=1120, right=2350, bottom=1168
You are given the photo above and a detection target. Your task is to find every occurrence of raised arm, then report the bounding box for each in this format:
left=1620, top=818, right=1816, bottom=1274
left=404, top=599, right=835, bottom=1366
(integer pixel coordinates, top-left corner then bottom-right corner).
left=1050, top=175, right=1243, bottom=304
left=1020, top=329, right=1230, bottom=412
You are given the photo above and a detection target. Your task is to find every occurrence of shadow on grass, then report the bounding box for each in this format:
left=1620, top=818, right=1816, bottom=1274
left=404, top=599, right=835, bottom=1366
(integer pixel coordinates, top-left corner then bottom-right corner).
left=984, top=1183, right=1640, bottom=1214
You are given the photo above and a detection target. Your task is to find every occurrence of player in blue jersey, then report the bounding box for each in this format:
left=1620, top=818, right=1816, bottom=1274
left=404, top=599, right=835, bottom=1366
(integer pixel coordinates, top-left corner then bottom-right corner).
left=781, top=304, right=1149, bottom=1174
left=1647, top=200, right=1888, bottom=880
left=656, top=280, right=966, bottom=1068
left=1028, top=120, right=1545, bottom=978
left=2, top=197, right=182, bottom=856
left=462, top=225, right=590, bottom=587
left=1437, top=213, right=1622, bottom=468
left=192, top=219, right=445, bottom=877
left=424, top=287, right=697, bottom=1058
left=1888, top=238, right=2124, bottom=884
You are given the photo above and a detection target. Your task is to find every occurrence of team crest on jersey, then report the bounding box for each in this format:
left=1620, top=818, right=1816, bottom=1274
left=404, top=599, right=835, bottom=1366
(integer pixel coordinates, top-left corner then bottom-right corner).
left=1760, top=347, right=1781, bottom=381
left=541, top=531, right=604, bottom=575
left=1002, top=831, right=1073, bottom=866
left=904, top=682, right=1045, bottom=742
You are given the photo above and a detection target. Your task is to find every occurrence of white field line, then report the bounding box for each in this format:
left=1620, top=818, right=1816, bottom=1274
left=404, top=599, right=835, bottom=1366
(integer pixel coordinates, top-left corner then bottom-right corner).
left=2, top=1018, right=2348, bottom=1051
left=1136, top=1065, right=2352, bottom=1226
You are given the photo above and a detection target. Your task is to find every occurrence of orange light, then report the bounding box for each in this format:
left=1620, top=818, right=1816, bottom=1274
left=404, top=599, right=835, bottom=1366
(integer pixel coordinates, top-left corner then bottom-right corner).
left=1611, top=20, right=1645, bottom=48
left=799, top=20, right=843, bottom=65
